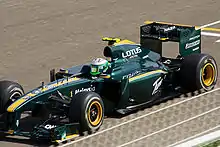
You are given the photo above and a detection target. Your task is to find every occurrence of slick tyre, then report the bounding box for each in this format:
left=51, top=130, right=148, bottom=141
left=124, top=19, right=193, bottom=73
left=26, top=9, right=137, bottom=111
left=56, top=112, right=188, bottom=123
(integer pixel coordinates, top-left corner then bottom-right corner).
left=0, top=80, right=24, bottom=114
left=69, top=92, right=104, bottom=134
left=179, top=53, right=218, bottom=91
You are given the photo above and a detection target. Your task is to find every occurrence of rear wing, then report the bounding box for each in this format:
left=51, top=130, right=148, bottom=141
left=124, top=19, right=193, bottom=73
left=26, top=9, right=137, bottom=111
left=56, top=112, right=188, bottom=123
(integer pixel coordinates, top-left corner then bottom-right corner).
left=140, top=21, right=201, bottom=56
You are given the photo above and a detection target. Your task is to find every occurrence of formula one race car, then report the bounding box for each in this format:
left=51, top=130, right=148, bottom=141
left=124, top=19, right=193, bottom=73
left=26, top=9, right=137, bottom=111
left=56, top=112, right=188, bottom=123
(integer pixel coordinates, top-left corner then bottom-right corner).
left=0, top=21, right=218, bottom=143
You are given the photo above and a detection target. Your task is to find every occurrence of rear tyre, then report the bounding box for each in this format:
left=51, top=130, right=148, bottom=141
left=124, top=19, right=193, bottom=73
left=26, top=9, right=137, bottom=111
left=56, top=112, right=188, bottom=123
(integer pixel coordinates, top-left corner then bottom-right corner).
left=179, top=53, right=218, bottom=91
left=69, top=92, right=104, bottom=134
left=0, top=80, right=24, bottom=114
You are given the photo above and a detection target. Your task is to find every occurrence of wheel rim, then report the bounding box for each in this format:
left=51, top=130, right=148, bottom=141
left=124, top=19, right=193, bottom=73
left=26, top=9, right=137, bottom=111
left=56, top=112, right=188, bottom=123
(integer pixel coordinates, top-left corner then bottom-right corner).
left=202, top=63, right=215, bottom=87
left=88, top=101, right=102, bottom=126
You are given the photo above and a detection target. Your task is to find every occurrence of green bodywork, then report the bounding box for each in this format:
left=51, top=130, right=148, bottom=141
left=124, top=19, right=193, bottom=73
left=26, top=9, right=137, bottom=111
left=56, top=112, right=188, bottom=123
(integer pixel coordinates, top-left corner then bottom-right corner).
left=179, top=28, right=201, bottom=56
left=0, top=21, right=203, bottom=142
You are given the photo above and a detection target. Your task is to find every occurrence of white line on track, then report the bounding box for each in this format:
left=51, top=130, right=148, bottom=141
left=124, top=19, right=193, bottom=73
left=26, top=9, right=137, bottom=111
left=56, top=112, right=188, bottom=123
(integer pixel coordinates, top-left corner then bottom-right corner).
left=168, top=125, right=220, bottom=147
left=197, top=20, right=220, bottom=30
left=201, top=32, right=220, bottom=42
left=199, top=20, right=220, bottom=42
left=117, top=106, right=220, bottom=147
left=198, top=19, right=220, bottom=42
left=60, top=88, right=220, bottom=147
left=201, top=32, right=220, bottom=37
left=200, top=32, right=220, bottom=42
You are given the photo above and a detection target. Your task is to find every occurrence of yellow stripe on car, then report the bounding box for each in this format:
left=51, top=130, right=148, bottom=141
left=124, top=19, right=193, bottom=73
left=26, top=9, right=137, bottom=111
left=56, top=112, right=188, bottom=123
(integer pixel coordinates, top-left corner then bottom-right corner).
left=27, top=93, right=36, bottom=97
left=100, top=74, right=111, bottom=79
left=102, top=37, right=121, bottom=43
left=7, top=130, right=14, bottom=134
left=7, top=98, right=26, bottom=112
left=7, top=77, right=80, bottom=112
left=159, top=37, right=168, bottom=41
left=129, top=70, right=167, bottom=82
left=114, top=39, right=136, bottom=46
left=55, top=134, right=79, bottom=143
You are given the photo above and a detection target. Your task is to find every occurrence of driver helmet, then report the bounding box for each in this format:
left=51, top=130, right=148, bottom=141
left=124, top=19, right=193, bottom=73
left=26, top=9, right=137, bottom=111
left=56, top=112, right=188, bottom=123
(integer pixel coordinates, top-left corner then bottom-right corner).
left=90, top=58, right=109, bottom=76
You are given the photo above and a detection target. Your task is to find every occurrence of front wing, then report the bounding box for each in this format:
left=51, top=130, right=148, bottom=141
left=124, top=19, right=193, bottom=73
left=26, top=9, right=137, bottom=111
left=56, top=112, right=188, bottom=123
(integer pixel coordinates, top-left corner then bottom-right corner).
left=0, top=113, right=80, bottom=143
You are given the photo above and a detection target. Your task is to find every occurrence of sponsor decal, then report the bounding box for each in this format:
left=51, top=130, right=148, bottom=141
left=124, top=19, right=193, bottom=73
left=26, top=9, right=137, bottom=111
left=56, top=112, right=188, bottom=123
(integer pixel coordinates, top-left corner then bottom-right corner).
left=33, top=89, right=41, bottom=94
left=44, top=124, right=57, bottom=130
left=185, top=40, right=200, bottom=49
left=192, top=47, right=200, bottom=51
left=75, top=86, right=95, bottom=94
left=44, top=84, right=57, bottom=90
left=129, top=55, right=138, bottom=59
left=163, top=26, right=176, bottom=32
left=22, top=94, right=34, bottom=100
left=122, top=47, right=142, bottom=58
left=152, top=77, right=163, bottom=95
left=123, top=71, right=140, bottom=79
left=189, top=35, right=200, bottom=41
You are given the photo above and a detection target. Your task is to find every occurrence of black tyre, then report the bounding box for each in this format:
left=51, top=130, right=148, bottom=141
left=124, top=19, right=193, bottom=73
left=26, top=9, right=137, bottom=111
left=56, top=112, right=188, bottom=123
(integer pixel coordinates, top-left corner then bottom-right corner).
left=69, top=91, right=104, bottom=133
left=179, top=53, right=218, bottom=91
left=0, top=80, right=24, bottom=114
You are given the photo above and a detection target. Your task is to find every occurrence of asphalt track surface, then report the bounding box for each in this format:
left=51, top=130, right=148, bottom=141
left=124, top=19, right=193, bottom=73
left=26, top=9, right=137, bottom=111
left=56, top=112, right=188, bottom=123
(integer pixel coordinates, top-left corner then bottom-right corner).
left=0, top=0, right=220, bottom=147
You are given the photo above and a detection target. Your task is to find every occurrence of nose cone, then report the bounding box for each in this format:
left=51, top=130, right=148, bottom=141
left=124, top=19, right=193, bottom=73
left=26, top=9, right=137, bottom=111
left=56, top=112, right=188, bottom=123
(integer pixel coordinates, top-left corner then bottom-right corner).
left=7, top=77, right=82, bottom=112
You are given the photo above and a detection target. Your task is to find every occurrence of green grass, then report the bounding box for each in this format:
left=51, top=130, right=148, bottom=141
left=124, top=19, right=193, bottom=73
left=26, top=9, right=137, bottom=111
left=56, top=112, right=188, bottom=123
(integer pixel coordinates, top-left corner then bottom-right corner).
left=200, top=139, right=220, bottom=147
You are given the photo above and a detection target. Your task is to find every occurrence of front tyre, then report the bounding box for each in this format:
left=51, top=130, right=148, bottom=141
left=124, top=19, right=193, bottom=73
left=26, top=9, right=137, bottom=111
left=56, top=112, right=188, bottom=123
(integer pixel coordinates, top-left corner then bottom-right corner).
left=179, top=53, right=218, bottom=91
left=0, top=80, right=24, bottom=114
left=69, top=92, right=104, bottom=134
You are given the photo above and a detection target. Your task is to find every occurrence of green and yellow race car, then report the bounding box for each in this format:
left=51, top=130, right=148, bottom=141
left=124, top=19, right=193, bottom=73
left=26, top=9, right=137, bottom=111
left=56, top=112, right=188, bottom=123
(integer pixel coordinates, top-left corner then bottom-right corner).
left=0, top=21, right=218, bottom=143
